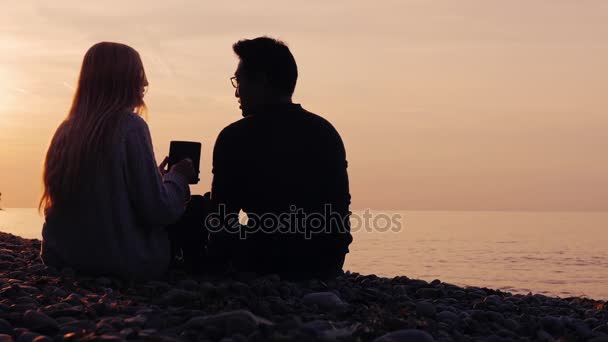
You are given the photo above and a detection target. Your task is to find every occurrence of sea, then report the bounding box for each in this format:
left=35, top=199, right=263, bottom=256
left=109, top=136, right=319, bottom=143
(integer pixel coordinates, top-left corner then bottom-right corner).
left=1, top=208, right=607, bottom=300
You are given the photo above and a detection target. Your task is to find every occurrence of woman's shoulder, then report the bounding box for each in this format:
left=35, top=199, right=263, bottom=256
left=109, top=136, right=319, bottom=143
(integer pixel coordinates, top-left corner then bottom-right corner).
left=122, top=112, right=147, bottom=127
left=120, top=112, right=150, bottom=135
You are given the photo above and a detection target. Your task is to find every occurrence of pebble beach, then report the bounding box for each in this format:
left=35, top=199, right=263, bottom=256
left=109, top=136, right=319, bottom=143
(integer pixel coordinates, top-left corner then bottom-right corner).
left=1, top=231, right=607, bottom=342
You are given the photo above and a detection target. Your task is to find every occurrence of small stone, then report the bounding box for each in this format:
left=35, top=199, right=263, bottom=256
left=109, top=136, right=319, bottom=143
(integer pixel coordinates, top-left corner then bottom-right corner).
left=95, top=277, right=113, bottom=287
left=62, top=294, right=83, bottom=306
left=16, top=332, right=42, bottom=342
left=589, top=337, right=608, bottom=342
left=160, top=289, right=199, bottom=306
left=60, top=268, right=75, bottom=277
left=87, top=335, right=124, bottom=341
left=436, top=311, right=458, bottom=323
left=11, top=304, right=38, bottom=312
left=373, top=329, right=434, bottom=342
left=451, top=290, right=466, bottom=299
left=484, top=295, right=503, bottom=306
left=124, top=315, right=147, bottom=327
left=570, top=319, right=593, bottom=339
left=50, top=288, right=68, bottom=298
left=302, top=292, right=347, bottom=312
left=593, top=324, right=608, bottom=334
left=536, top=329, right=553, bottom=341
left=406, top=280, right=429, bottom=289
left=0, top=319, right=13, bottom=334
left=301, top=320, right=333, bottom=335
left=119, top=328, right=137, bottom=339
left=541, top=316, right=564, bottom=336
left=416, top=288, right=442, bottom=299
left=23, top=310, right=58, bottom=335
left=145, top=281, right=171, bottom=292
left=301, top=320, right=356, bottom=340
left=503, top=318, right=520, bottom=331
left=183, top=310, right=273, bottom=336
left=138, top=329, right=158, bottom=338
left=59, top=320, right=96, bottom=334
left=177, top=279, right=199, bottom=291
left=416, top=301, right=436, bottom=318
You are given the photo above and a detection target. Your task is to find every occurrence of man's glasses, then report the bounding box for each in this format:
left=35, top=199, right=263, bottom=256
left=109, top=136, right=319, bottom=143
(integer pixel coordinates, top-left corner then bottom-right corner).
left=230, top=76, right=238, bottom=88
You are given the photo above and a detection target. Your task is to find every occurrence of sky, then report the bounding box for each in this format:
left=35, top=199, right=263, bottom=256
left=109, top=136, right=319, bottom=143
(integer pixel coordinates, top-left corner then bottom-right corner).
left=0, top=0, right=607, bottom=210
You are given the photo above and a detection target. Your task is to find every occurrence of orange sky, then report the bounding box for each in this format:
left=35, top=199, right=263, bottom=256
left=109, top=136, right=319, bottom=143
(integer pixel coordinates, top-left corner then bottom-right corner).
left=1, top=1, right=607, bottom=210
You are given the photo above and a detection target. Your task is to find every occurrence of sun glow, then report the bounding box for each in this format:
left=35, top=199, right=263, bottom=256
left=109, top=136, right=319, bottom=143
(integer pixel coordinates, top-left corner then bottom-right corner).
left=0, top=67, right=22, bottom=118
left=0, top=68, right=12, bottom=115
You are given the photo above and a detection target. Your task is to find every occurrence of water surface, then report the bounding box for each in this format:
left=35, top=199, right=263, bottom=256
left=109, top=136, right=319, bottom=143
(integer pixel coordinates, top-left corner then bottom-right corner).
left=1, top=208, right=607, bottom=299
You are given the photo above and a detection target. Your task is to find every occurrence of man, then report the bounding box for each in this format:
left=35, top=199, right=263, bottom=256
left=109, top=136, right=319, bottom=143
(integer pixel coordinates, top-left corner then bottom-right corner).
left=207, top=37, right=352, bottom=280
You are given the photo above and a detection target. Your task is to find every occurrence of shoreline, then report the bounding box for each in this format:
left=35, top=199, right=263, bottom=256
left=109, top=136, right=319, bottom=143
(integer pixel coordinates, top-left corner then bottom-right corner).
left=0, top=232, right=607, bottom=341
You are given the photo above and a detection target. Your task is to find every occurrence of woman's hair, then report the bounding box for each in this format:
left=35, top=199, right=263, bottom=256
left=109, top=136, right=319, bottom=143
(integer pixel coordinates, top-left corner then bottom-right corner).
left=39, top=42, right=148, bottom=214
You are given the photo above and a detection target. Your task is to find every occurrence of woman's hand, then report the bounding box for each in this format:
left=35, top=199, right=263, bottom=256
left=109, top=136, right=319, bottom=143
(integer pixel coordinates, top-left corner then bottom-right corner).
left=158, top=156, right=170, bottom=176
left=170, top=158, right=196, bottom=182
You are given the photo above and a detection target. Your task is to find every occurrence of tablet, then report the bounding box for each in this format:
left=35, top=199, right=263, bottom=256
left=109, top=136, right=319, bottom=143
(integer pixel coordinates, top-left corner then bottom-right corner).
left=168, top=141, right=201, bottom=184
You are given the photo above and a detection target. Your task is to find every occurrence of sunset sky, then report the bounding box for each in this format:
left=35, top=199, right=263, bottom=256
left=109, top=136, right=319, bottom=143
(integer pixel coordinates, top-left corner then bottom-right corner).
left=1, top=1, right=607, bottom=210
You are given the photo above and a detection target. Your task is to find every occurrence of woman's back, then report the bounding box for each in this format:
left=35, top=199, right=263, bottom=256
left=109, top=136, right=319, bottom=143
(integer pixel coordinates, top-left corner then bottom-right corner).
left=41, top=113, right=189, bottom=280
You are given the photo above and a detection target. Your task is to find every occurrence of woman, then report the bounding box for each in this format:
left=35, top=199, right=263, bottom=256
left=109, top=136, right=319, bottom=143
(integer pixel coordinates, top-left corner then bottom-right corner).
left=39, top=42, right=195, bottom=280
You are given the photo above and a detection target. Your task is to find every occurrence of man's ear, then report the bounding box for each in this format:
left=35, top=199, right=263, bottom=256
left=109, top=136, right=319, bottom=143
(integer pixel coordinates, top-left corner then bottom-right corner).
left=255, top=72, right=269, bottom=86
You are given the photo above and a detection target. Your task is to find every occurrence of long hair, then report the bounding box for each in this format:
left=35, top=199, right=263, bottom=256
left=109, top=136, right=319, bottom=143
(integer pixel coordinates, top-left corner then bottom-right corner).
left=39, top=42, right=148, bottom=214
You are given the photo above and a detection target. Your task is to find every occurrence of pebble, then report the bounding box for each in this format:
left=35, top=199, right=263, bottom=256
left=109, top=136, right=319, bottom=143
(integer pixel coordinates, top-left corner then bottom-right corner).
left=177, top=279, right=199, bottom=291
left=484, top=295, right=503, bottom=305
left=416, top=301, right=436, bottom=318
left=62, top=294, right=83, bottom=306
left=0, top=232, right=607, bottom=341
left=541, top=316, right=564, bottom=336
left=416, top=288, right=442, bottom=299
left=0, top=319, right=13, bottom=335
left=123, top=315, right=147, bottom=327
left=436, top=310, right=459, bottom=323
left=302, top=292, right=348, bottom=312
left=95, top=277, right=112, bottom=287
left=183, top=310, right=273, bottom=336
left=23, top=310, right=58, bottom=335
left=15, top=332, right=43, bottom=342
left=159, top=289, right=199, bottom=306
left=373, top=329, right=435, bottom=342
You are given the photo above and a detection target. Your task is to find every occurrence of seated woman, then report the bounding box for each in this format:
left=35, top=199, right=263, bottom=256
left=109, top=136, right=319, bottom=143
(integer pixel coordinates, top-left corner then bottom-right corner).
left=39, top=42, right=195, bottom=281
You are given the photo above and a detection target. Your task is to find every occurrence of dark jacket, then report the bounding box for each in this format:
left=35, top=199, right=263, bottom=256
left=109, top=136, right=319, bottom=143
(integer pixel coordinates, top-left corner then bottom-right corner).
left=208, top=103, right=352, bottom=275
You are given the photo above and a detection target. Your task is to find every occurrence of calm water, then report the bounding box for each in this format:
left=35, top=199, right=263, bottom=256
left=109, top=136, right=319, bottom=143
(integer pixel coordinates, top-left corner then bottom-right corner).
left=1, top=208, right=607, bottom=300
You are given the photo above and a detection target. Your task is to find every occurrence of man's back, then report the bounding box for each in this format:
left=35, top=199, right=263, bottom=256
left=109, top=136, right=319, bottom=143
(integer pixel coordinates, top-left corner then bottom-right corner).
left=209, top=103, right=352, bottom=277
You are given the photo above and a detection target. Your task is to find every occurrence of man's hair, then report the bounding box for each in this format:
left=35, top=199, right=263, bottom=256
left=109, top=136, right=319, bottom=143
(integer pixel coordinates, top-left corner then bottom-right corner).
left=233, top=37, right=298, bottom=97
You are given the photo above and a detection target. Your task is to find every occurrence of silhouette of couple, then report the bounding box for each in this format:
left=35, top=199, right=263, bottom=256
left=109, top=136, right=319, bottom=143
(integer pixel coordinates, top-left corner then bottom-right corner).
left=39, top=37, right=352, bottom=281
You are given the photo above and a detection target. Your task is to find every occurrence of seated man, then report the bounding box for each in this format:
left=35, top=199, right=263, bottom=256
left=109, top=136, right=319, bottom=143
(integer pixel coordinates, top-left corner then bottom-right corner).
left=207, top=37, right=352, bottom=280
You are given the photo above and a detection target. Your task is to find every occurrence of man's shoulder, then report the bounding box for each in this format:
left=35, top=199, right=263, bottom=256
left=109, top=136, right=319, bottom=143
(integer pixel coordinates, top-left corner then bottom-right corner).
left=217, top=115, right=255, bottom=139
left=297, top=107, right=342, bottom=139
left=300, top=108, right=335, bottom=128
left=217, top=105, right=341, bottom=139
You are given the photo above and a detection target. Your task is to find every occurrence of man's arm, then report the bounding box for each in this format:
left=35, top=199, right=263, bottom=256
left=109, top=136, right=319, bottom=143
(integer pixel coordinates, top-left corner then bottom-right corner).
left=330, top=131, right=353, bottom=254
left=208, top=127, right=244, bottom=258
left=319, top=123, right=353, bottom=255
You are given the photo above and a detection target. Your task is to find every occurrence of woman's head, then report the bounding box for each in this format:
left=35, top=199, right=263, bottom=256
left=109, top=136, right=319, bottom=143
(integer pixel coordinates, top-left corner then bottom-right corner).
left=40, top=42, right=148, bottom=214
left=70, top=42, right=148, bottom=118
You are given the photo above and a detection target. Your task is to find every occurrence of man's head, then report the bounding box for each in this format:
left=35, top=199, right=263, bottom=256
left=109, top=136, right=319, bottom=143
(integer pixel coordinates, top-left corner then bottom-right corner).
left=232, top=37, right=298, bottom=116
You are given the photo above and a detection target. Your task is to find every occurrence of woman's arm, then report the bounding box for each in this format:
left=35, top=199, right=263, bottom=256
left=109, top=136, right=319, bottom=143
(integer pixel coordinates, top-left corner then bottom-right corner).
left=124, top=117, right=191, bottom=227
